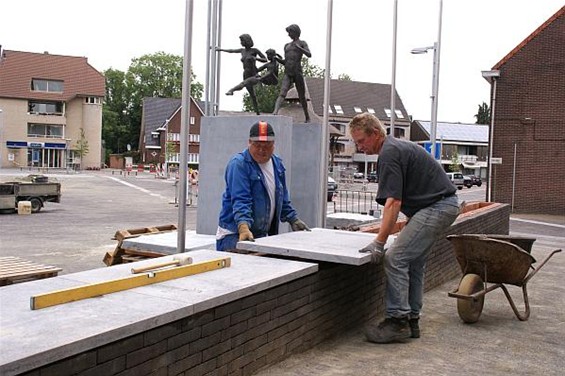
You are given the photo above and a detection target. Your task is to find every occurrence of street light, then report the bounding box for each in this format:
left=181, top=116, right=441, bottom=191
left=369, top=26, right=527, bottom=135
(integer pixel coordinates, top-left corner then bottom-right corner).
left=482, top=69, right=500, bottom=202
left=411, top=0, right=443, bottom=161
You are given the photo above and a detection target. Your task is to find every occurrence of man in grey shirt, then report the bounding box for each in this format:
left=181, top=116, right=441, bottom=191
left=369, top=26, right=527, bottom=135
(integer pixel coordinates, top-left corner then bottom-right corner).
left=349, top=112, right=460, bottom=344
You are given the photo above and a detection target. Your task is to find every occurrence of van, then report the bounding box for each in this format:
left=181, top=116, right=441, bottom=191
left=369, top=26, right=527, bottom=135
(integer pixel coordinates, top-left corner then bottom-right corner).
left=446, top=172, right=464, bottom=190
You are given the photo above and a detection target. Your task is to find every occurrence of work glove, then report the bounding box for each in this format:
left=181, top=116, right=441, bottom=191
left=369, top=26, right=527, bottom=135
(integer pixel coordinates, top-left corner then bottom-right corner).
left=238, top=223, right=255, bottom=242
left=359, top=239, right=386, bottom=264
left=290, top=218, right=311, bottom=232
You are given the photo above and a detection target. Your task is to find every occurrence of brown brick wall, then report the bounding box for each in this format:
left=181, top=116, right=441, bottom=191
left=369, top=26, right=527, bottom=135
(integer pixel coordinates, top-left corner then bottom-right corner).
left=20, top=203, right=510, bottom=376
left=491, top=12, right=565, bottom=214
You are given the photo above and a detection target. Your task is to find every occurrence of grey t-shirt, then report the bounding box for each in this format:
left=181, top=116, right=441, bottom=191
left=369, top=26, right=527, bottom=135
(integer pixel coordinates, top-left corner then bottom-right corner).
left=376, top=136, right=456, bottom=217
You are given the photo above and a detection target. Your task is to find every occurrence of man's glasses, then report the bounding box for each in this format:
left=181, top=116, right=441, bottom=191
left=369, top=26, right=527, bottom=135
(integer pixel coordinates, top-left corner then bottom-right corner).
left=250, top=141, right=274, bottom=150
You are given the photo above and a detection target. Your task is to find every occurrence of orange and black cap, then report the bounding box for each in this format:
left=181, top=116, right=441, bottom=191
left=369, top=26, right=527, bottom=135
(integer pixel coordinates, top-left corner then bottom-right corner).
left=249, top=121, right=275, bottom=141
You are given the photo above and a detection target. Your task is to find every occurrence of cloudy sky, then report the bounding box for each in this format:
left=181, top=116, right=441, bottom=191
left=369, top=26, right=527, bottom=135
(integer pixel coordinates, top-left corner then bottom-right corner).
left=2, top=0, right=563, bottom=123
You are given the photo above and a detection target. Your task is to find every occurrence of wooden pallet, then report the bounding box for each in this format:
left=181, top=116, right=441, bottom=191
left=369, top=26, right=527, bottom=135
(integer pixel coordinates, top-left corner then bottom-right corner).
left=0, top=257, right=62, bottom=286
left=103, top=224, right=177, bottom=266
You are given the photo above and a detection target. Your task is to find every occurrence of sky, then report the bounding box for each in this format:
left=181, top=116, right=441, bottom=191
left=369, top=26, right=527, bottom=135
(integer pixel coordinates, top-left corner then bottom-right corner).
left=2, top=0, right=563, bottom=124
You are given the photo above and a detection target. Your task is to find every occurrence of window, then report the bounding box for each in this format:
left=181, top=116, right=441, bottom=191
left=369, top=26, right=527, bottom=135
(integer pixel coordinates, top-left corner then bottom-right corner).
left=189, top=134, right=200, bottom=143
left=333, top=105, right=344, bottom=114
left=168, top=133, right=180, bottom=142
left=31, top=79, right=64, bottom=93
left=328, top=106, right=333, bottom=114
left=85, top=97, right=101, bottom=104
left=28, top=123, right=64, bottom=138
left=395, top=109, right=404, bottom=119
left=28, top=100, right=63, bottom=115
left=353, top=106, right=362, bottom=113
left=367, top=108, right=375, bottom=114
left=384, top=108, right=392, bottom=117
left=190, top=116, right=195, bottom=125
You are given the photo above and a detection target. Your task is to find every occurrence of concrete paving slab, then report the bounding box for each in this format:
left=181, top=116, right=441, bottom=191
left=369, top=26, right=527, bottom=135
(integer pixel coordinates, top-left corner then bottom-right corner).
left=0, top=250, right=318, bottom=376
left=237, top=228, right=396, bottom=265
left=121, top=230, right=216, bottom=254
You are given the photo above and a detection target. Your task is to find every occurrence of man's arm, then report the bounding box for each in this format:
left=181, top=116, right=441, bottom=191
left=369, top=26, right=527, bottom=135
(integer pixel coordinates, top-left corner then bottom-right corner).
left=376, top=197, right=402, bottom=244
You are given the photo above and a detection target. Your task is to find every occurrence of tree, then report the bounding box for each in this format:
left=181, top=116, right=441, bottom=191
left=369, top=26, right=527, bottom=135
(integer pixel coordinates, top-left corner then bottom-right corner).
left=449, top=154, right=460, bottom=172
left=74, top=128, right=89, bottom=170
left=475, top=102, right=490, bottom=124
left=103, top=52, right=204, bottom=159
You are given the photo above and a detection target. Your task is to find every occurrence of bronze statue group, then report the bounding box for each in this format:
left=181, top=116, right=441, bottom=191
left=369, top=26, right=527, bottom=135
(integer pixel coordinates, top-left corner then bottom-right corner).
left=217, top=24, right=311, bottom=123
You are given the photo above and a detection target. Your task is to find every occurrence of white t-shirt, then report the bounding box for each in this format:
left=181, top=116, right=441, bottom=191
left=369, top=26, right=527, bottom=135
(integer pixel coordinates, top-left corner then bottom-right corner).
left=259, top=159, right=276, bottom=226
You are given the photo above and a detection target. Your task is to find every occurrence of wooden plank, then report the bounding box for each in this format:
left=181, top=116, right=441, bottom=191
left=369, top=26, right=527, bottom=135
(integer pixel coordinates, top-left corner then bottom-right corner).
left=30, top=257, right=231, bottom=310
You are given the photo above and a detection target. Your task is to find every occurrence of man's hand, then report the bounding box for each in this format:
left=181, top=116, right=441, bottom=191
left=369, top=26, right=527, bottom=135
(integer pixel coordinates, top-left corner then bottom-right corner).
left=290, top=218, right=311, bottom=232
left=238, top=223, right=255, bottom=242
left=358, top=240, right=386, bottom=264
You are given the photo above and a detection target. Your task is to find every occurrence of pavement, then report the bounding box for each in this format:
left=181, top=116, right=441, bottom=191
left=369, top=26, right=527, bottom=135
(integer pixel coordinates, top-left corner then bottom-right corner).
left=254, top=214, right=565, bottom=376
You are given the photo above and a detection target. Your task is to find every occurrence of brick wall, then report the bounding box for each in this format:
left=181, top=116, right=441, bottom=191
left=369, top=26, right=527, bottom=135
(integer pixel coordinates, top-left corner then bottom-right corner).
left=491, top=11, right=565, bottom=214
left=19, top=203, right=510, bottom=376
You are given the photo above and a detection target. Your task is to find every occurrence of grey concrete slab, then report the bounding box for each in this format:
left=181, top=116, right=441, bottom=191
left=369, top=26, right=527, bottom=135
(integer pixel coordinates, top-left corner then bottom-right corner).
left=237, top=228, right=396, bottom=265
left=121, top=230, right=216, bottom=254
left=0, top=250, right=318, bottom=376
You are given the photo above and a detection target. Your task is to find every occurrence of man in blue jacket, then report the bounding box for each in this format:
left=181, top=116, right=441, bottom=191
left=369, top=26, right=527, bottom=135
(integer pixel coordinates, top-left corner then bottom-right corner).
left=216, top=120, right=310, bottom=251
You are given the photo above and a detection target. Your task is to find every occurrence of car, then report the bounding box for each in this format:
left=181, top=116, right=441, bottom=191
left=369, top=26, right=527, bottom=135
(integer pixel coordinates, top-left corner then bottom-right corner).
left=469, top=175, right=482, bottom=187
left=446, top=172, right=464, bottom=190
left=353, top=172, right=364, bottom=179
left=463, top=175, right=473, bottom=188
left=327, top=177, right=338, bottom=201
left=367, top=172, right=378, bottom=183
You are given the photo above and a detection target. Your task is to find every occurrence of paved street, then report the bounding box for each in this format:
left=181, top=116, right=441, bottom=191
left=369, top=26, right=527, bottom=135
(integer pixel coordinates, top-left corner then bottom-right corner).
left=0, top=168, right=561, bottom=277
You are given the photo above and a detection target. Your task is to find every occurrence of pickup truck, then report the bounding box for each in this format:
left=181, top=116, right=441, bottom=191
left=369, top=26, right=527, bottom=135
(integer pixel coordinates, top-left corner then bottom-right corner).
left=0, top=175, right=61, bottom=213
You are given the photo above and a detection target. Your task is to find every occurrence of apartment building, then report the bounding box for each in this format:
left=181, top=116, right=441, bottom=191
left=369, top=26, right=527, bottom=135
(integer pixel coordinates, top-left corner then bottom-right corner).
left=0, top=48, right=105, bottom=169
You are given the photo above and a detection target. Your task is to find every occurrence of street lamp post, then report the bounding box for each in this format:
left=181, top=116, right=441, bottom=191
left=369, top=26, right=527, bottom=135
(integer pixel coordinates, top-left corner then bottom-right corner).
left=411, top=0, right=443, bottom=161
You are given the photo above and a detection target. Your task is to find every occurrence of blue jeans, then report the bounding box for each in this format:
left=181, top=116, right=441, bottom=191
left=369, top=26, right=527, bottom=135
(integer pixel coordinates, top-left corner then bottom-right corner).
left=384, top=195, right=460, bottom=319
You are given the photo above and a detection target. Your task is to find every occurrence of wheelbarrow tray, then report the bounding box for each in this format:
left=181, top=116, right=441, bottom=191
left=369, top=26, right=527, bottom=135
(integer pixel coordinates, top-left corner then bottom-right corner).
left=447, top=234, right=536, bottom=286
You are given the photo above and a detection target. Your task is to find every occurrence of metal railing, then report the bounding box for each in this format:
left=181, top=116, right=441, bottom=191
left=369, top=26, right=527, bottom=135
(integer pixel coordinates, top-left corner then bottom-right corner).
left=331, top=189, right=381, bottom=217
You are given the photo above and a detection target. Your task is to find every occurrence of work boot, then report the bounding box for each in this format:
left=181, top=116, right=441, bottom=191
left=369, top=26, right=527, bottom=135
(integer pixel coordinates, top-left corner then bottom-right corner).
left=365, top=317, right=410, bottom=344
left=409, top=318, right=420, bottom=338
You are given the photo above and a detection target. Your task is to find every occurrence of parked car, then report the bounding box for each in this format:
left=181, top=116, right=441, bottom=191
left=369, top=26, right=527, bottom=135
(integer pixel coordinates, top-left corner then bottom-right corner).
left=446, top=172, right=464, bottom=190
left=469, top=175, right=482, bottom=187
left=463, top=175, right=482, bottom=188
left=367, top=172, right=378, bottom=183
left=353, top=172, right=364, bottom=179
left=463, top=175, right=473, bottom=188
left=327, top=177, right=338, bottom=201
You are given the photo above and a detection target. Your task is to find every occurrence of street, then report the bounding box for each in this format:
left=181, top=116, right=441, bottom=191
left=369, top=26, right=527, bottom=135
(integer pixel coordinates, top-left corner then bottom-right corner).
left=1, top=169, right=562, bottom=276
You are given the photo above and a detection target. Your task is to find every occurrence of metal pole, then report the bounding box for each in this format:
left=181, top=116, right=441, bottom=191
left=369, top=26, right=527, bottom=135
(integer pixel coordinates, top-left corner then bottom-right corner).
left=210, top=0, right=219, bottom=115
left=319, top=0, right=333, bottom=228
left=214, top=0, right=223, bottom=115
left=204, top=0, right=212, bottom=116
left=430, top=0, right=443, bottom=160
left=177, top=0, right=194, bottom=253
left=511, top=142, right=517, bottom=212
left=487, top=78, right=498, bottom=202
left=390, top=0, right=398, bottom=136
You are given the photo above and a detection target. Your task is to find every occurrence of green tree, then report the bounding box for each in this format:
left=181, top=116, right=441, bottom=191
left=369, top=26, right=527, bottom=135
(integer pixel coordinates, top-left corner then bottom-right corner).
left=475, top=102, right=490, bottom=124
left=74, top=128, right=90, bottom=170
left=449, top=154, right=460, bottom=172
left=103, top=52, right=203, bottom=157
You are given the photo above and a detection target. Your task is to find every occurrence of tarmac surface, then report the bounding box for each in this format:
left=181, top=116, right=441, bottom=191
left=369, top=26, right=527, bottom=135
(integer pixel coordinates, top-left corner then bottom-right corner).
left=1, top=168, right=564, bottom=375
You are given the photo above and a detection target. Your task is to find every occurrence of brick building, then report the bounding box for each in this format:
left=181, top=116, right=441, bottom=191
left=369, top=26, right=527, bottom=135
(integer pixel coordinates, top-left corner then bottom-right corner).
left=483, top=6, right=565, bottom=214
left=139, top=97, right=204, bottom=174
left=0, top=48, right=105, bottom=169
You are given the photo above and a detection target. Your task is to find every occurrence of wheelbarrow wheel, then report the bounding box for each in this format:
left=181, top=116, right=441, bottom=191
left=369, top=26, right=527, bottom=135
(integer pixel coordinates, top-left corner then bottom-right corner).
left=457, top=273, right=485, bottom=323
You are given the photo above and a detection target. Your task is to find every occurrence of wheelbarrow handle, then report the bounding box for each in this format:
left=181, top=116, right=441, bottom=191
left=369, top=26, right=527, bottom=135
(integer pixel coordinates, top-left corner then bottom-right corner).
left=524, top=249, right=562, bottom=285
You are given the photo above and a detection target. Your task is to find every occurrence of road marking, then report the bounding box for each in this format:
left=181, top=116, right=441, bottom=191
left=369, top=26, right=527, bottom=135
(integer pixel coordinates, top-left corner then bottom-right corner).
left=105, top=176, right=169, bottom=200
left=510, top=217, right=565, bottom=229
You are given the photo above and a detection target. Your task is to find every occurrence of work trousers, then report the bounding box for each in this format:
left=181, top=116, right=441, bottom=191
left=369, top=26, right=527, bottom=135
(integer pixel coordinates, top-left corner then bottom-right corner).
left=384, top=195, right=460, bottom=319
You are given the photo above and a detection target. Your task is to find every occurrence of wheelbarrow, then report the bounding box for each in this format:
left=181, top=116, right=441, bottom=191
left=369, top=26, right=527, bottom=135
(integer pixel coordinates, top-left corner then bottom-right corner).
left=446, top=234, right=561, bottom=323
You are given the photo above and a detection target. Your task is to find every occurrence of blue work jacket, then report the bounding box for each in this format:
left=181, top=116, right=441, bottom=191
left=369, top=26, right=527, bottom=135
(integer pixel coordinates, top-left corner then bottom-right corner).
left=218, top=148, right=297, bottom=238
